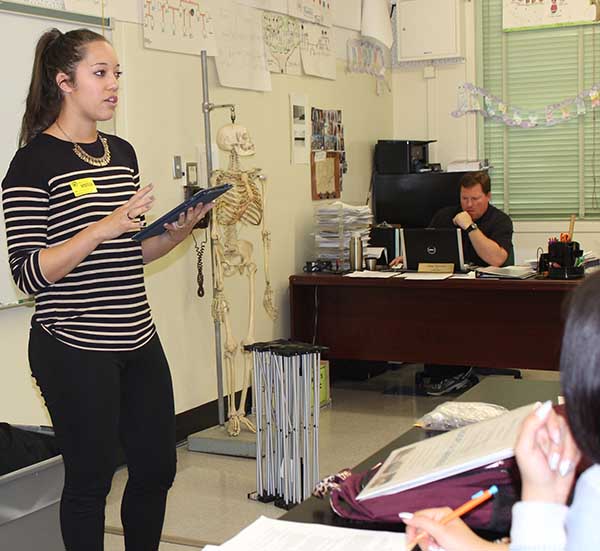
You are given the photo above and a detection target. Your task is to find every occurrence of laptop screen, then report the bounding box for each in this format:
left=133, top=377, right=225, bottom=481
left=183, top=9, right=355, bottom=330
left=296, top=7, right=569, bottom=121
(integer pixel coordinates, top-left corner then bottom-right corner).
left=401, top=228, right=465, bottom=272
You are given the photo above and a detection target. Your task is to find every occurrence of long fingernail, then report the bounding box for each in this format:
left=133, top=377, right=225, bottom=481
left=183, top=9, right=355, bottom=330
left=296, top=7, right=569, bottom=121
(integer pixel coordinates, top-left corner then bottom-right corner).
left=398, top=512, right=413, bottom=520
left=536, top=400, right=553, bottom=420
left=549, top=452, right=560, bottom=471
left=550, top=429, right=562, bottom=445
left=559, top=459, right=574, bottom=477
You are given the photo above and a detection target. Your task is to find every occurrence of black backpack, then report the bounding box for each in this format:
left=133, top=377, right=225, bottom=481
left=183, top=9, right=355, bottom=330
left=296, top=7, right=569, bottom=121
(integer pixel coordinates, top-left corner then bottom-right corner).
left=0, top=424, right=60, bottom=476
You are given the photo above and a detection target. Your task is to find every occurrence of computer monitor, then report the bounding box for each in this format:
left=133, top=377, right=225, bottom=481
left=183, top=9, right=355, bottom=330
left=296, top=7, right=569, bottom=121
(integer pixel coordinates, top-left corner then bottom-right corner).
left=372, top=171, right=469, bottom=227
left=400, top=228, right=466, bottom=272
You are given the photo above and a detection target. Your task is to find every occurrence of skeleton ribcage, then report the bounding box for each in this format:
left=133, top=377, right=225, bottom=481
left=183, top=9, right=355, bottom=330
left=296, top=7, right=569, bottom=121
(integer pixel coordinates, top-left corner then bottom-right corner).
left=213, top=169, right=263, bottom=226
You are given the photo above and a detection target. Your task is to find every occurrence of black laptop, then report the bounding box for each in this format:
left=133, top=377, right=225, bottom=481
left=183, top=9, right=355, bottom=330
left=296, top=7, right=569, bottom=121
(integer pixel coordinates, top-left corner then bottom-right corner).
left=400, top=228, right=467, bottom=272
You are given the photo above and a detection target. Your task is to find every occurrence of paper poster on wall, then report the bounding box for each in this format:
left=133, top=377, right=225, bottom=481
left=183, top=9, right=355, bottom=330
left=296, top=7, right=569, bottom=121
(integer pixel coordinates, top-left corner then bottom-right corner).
left=361, top=0, right=393, bottom=48
left=264, top=12, right=302, bottom=74
left=332, top=0, right=361, bottom=30
left=300, top=22, right=336, bottom=80
left=13, top=0, right=65, bottom=9
left=235, top=0, right=288, bottom=13
left=212, top=0, right=272, bottom=91
left=311, top=150, right=341, bottom=200
left=142, top=0, right=217, bottom=56
left=64, top=0, right=140, bottom=23
left=311, top=107, right=346, bottom=182
left=347, top=38, right=389, bottom=95
left=288, top=0, right=333, bottom=27
left=503, top=0, right=599, bottom=31
left=290, top=94, right=309, bottom=164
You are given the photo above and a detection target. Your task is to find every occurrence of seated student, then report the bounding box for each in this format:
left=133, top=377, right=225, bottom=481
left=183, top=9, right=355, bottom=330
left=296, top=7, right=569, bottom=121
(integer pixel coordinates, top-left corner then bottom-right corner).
left=401, top=272, right=600, bottom=551
left=391, top=171, right=514, bottom=395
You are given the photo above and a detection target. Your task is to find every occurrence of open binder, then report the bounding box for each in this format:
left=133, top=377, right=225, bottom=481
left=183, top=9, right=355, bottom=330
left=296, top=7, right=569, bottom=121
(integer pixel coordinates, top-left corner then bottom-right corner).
left=357, top=404, right=533, bottom=501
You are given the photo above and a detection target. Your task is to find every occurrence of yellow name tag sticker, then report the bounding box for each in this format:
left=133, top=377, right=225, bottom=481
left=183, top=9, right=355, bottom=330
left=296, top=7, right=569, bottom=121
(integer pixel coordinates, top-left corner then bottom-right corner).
left=69, top=178, right=97, bottom=197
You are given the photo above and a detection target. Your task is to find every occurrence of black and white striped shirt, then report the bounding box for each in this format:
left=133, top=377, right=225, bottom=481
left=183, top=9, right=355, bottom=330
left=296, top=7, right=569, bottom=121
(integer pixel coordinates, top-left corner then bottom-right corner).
left=1, top=132, right=156, bottom=352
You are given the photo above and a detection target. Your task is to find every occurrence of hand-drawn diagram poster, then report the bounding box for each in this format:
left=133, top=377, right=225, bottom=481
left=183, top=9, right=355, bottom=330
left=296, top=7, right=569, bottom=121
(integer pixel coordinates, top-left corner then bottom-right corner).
left=17, top=0, right=65, bottom=9
left=142, top=0, right=217, bottom=56
left=64, top=0, right=140, bottom=23
left=288, top=0, right=333, bottom=27
left=235, top=0, right=287, bottom=13
left=263, top=12, right=302, bottom=75
left=503, top=0, right=599, bottom=31
left=300, top=22, right=336, bottom=80
left=212, top=1, right=272, bottom=91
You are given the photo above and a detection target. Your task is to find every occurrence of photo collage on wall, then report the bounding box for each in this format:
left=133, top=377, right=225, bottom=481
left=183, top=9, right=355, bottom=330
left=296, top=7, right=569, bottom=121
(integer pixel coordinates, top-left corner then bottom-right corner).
left=311, top=107, right=347, bottom=178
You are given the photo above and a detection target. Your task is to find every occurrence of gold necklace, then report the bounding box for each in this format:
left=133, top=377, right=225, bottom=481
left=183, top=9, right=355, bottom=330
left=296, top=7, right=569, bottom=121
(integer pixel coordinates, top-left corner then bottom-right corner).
left=55, top=121, right=111, bottom=167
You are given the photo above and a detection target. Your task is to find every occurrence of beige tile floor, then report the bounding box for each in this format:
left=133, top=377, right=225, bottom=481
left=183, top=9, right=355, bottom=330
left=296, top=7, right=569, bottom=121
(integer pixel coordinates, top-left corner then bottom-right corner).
left=104, top=365, right=559, bottom=550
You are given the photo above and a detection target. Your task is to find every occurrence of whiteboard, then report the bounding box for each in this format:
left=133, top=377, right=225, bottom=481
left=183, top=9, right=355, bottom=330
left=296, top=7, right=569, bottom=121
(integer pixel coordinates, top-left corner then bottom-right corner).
left=0, top=8, right=110, bottom=306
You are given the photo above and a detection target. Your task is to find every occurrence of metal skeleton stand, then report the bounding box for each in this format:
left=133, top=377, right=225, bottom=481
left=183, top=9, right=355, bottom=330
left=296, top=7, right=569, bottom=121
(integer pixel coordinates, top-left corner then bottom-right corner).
left=187, top=50, right=256, bottom=457
left=246, top=340, right=327, bottom=509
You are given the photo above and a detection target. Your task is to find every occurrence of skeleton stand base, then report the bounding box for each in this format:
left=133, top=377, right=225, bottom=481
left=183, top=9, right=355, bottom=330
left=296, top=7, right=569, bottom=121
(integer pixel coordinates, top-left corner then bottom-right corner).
left=187, top=415, right=258, bottom=458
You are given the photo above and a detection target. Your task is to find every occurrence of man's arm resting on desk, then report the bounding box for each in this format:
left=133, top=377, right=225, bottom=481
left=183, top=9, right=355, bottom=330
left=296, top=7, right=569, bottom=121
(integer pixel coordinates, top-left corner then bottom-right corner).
left=467, top=229, right=508, bottom=267
left=453, top=211, right=508, bottom=267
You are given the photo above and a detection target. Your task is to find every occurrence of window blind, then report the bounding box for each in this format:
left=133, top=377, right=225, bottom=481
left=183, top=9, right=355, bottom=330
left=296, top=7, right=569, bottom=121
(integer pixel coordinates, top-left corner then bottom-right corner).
left=480, top=0, right=600, bottom=219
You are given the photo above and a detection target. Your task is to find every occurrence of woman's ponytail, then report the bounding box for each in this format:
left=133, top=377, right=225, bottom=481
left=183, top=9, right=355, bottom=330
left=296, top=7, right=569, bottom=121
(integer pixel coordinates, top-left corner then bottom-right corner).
left=19, top=28, right=107, bottom=146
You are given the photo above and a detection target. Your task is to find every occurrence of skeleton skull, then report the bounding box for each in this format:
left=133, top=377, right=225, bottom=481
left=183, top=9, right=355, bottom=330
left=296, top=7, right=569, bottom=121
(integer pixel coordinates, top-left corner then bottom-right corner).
left=216, top=124, right=256, bottom=157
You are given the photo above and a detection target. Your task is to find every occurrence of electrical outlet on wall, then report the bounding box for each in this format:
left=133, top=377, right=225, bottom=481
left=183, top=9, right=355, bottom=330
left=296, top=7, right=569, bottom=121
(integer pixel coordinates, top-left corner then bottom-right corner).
left=186, top=162, right=198, bottom=187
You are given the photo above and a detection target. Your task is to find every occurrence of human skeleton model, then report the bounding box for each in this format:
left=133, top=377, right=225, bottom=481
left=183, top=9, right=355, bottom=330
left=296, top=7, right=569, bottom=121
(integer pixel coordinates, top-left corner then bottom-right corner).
left=210, top=122, right=278, bottom=436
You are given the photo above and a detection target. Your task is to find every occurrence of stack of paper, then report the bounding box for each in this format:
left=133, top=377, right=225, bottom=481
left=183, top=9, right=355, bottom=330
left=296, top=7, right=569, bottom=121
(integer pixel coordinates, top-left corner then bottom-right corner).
left=204, top=516, right=406, bottom=551
left=446, top=160, right=487, bottom=172
left=313, top=202, right=373, bottom=269
left=583, top=251, right=600, bottom=272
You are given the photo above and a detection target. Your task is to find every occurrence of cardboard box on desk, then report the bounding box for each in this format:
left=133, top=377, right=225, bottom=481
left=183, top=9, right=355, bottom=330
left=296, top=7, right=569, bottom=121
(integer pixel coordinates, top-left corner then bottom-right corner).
left=311, top=360, right=331, bottom=408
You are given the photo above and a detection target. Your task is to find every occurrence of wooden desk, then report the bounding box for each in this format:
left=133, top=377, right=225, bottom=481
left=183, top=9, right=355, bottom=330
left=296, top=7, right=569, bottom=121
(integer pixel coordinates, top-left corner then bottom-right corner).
left=290, top=274, right=578, bottom=371
left=281, top=377, right=561, bottom=530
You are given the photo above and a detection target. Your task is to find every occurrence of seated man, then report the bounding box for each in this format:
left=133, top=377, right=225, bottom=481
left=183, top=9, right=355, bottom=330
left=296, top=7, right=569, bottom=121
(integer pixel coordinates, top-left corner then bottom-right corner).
left=391, top=171, right=513, bottom=267
left=392, top=171, right=515, bottom=395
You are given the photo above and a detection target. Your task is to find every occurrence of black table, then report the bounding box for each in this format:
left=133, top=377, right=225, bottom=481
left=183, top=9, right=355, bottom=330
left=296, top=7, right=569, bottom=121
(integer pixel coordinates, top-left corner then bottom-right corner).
left=281, top=377, right=561, bottom=531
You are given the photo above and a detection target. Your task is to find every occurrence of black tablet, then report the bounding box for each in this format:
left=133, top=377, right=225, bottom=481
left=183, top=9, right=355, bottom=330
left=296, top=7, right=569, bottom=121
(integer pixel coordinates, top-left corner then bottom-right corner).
left=132, top=183, right=233, bottom=241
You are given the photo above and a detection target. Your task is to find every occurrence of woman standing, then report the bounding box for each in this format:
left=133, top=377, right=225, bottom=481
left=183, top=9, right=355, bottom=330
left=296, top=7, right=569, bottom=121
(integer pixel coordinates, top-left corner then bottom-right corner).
left=1, top=29, right=212, bottom=550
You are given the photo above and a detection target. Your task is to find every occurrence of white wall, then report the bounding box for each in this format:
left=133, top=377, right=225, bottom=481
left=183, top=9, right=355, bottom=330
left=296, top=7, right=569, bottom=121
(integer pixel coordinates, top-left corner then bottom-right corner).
left=391, top=0, right=600, bottom=262
left=0, top=21, right=393, bottom=424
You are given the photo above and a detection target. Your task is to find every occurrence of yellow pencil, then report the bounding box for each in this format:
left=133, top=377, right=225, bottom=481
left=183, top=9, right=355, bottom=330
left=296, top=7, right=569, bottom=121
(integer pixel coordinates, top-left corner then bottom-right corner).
left=404, top=485, right=499, bottom=551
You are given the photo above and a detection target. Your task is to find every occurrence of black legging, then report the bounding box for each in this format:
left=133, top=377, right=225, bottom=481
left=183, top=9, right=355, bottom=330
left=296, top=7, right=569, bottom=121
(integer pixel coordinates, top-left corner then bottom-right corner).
left=28, top=322, right=176, bottom=551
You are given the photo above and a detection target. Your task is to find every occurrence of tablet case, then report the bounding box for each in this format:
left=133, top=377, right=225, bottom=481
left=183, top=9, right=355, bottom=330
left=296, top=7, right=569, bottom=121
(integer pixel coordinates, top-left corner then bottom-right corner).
left=132, top=183, right=233, bottom=241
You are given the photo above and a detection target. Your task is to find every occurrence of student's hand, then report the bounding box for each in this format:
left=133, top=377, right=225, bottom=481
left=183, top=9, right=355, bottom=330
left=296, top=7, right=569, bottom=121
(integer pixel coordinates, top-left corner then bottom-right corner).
left=402, top=508, right=503, bottom=551
left=516, top=401, right=581, bottom=505
left=93, top=184, right=155, bottom=242
left=390, top=255, right=403, bottom=267
left=453, top=211, right=473, bottom=230
left=163, top=201, right=214, bottom=243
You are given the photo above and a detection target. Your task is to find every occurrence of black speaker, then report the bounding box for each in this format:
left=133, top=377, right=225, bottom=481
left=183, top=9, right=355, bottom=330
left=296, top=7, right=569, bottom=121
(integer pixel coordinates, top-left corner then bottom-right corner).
left=374, top=140, right=435, bottom=174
